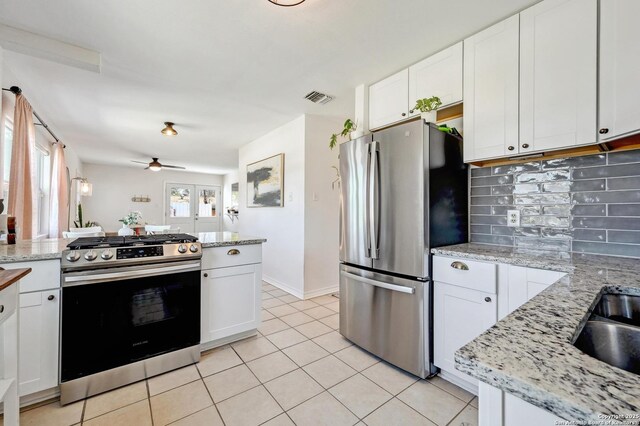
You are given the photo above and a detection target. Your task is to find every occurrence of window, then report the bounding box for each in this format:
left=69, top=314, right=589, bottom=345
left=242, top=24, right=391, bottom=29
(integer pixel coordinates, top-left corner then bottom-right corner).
left=2, top=121, right=12, bottom=206
left=35, top=145, right=51, bottom=237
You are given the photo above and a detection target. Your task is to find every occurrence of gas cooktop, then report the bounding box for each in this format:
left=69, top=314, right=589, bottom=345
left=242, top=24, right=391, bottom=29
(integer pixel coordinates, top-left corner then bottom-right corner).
left=67, top=234, right=198, bottom=250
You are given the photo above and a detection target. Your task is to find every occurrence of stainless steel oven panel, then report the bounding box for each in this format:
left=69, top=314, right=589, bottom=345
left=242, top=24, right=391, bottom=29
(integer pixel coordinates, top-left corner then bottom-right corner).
left=62, top=260, right=201, bottom=287
left=60, top=344, right=200, bottom=405
left=339, top=264, right=432, bottom=378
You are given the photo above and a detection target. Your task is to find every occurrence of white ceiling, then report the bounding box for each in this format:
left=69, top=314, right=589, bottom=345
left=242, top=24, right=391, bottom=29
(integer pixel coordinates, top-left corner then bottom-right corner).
left=0, top=0, right=539, bottom=175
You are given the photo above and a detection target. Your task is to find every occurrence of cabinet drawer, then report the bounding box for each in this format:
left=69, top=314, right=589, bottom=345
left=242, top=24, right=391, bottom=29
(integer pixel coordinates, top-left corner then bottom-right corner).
left=0, top=260, right=60, bottom=293
left=433, top=256, right=497, bottom=293
left=0, top=283, right=18, bottom=325
left=202, top=244, right=262, bottom=270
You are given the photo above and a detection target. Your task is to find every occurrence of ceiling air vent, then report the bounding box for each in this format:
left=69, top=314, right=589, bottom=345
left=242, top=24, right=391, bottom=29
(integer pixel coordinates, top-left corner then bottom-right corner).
left=305, top=91, right=333, bottom=105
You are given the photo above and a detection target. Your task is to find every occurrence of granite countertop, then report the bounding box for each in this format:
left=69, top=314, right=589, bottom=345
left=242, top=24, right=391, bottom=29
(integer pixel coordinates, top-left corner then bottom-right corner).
left=0, top=233, right=266, bottom=263
left=197, top=232, right=266, bottom=248
left=0, top=238, right=73, bottom=263
left=432, top=243, right=640, bottom=422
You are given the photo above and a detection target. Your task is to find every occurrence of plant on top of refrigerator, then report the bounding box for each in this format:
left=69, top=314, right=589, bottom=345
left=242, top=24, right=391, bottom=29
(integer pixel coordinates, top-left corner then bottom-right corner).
left=413, top=96, right=442, bottom=113
left=329, top=118, right=357, bottom=150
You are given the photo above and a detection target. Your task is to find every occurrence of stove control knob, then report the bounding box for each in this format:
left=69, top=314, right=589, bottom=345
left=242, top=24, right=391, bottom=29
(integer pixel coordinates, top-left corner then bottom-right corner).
left=178, top=244, right=188, bottom=254
left=66, top=251, right=81, bottom=262
left=101, top=249, right=114, bottom=260
left=189, top=244, right=199, bottom=253
left=84, top=250, right=98, bottom=261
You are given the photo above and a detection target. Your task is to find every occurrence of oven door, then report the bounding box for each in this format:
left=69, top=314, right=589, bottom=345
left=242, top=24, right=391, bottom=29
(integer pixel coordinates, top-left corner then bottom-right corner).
left=60, top=260, right=201, bottom=383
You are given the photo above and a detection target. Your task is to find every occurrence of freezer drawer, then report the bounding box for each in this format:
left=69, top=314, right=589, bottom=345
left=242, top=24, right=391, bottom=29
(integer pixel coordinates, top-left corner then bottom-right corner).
left=339, top=265, right=432, bottom=378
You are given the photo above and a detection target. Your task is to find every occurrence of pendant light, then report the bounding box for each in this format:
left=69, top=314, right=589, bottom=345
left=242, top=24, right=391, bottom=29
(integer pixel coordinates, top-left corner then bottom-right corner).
left=267, top=0, right=305, bottom=6
left=161, top=122, right=178, bottom=136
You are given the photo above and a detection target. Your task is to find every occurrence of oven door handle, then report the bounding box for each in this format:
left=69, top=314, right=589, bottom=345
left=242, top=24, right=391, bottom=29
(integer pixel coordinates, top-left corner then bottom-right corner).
left=63, top=262, right=201, bottom=286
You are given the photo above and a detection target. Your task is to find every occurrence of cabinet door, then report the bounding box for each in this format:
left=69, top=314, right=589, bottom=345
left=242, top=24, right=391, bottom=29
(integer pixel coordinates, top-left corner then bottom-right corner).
left=599, top=0, right=640, bottom=141
left=434, top=282, right=497, bottom=381
left=520, top=0, right=597, bottom=153
left=19, top=290, right=60, bottom=396
left=409, top=42, right=463, bottom=117
left=369, top=69, right=409, bottom=130
left=201, top=264, right=261, bottom=344
left=506, top=266, right=566, bottom=316
left=463, top=15, right=519, bottom=162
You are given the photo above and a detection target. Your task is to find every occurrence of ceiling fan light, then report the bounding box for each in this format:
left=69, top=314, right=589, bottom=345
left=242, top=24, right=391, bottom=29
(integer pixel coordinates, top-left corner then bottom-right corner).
left=267, top=0, right=305, bottom=6
left=149, top=165, right=162, bottom=172
left=161, top=122, right=178, bottom=136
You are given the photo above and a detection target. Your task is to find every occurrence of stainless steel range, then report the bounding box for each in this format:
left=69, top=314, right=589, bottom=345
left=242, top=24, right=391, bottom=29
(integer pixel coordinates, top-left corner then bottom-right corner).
left=60, top=234, right=202, bottom=405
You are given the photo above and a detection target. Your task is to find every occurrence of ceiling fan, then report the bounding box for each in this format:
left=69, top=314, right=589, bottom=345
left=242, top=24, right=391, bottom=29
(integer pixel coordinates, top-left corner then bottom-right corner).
left=131, top=157, right=186, bottom=172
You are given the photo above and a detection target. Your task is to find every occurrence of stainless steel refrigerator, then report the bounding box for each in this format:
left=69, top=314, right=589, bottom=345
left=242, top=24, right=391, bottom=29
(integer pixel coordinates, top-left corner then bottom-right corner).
left=339, top=120, right=468, bottom=378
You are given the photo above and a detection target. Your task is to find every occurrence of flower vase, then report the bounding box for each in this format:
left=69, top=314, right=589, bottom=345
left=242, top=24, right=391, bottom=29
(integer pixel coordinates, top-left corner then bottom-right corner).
left=118, top=224, right=134, bottom=236
left=421, top=111, right=437, bottom=124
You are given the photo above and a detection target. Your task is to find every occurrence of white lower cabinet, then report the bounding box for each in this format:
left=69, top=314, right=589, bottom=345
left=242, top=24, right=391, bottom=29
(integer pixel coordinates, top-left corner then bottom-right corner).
left=433, top=255, right=566, bottom=392
left=480, top=382, right=564, bottom=426
left=19, top=290, right=60, bottom=397
left=434, top=282, right=497, bottom=384
left=1, top=260, right=61, bottom=400
left=200, top=245, right=262, bottom=349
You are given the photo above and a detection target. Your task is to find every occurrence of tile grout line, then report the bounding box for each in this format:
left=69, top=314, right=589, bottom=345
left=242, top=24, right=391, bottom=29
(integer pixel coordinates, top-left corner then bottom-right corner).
left=194, top=354, right=226, bottom=426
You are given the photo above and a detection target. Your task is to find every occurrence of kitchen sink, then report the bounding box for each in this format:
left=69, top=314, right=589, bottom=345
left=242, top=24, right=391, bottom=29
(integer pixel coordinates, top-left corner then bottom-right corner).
left=593, top=293, right=640, bottom=327
left=574, top=292, right=640, bottom=375
left=574, top=321, right=640, bottom=375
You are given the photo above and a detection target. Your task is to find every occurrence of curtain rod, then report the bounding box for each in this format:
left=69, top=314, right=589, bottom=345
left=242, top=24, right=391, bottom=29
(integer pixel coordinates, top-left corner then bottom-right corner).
left=2, top=85, right=66, bottom=148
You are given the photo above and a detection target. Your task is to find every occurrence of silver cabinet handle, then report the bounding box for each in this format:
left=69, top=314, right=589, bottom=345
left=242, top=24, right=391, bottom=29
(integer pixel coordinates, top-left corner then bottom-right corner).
left=227, top=249, right=240, bottom=255
left=450, top=261, right=469, bottom=271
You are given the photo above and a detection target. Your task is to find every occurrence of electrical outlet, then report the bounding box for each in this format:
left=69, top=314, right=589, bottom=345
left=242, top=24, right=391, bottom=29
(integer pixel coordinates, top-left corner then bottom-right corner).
left=507, top=210, right=520, bottom=227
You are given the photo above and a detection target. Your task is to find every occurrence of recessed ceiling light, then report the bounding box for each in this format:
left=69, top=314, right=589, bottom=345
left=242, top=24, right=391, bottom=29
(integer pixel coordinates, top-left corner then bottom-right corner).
left=267, top=0, right=305, bottom=6
left=161, top=122, right=177, bottom=136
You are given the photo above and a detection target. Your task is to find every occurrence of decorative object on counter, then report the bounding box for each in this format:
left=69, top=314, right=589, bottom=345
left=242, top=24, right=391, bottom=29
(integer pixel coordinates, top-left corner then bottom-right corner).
left=7, top=216, right=16, bottom=245
left=131, top=195, right=151, bottom=203
left=131, top=157, right=185, bottom=172
left=267, top=0, right=305, bottom=6
left=160, top=122, right=177, bottom=136
left=413, top=96, right=442, bottom=123
left=73, top=204, right=97, bottom=228
left=247, top=154, right=284, bottom=208
left=329, top=118, right=359, bottom=149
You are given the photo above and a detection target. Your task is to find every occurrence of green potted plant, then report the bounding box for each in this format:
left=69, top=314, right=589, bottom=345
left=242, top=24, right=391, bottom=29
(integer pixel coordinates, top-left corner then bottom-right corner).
left=72, top=204, right=97, bottom=228
left=329, top=119, right=360, bottom=150
left=413, top=96, right=442, bottom=123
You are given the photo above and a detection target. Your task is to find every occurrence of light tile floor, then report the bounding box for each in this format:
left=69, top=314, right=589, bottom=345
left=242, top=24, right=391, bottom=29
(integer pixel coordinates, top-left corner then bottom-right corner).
left=17, top=282, right=478, bottom=426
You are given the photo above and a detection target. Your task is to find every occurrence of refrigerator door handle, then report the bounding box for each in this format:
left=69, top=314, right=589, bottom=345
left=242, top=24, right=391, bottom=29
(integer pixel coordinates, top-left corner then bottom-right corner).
left=370, top=141, right=380, bottom=259
left=340, top=270, right=415, bottom=294
left=365, top=143, right=372, bottom=258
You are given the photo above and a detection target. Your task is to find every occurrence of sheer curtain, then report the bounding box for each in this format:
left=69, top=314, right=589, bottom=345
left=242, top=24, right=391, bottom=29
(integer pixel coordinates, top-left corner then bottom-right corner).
left=49, top=142, right=68, bottom=238
left=8, top=94, right=36, bottom=240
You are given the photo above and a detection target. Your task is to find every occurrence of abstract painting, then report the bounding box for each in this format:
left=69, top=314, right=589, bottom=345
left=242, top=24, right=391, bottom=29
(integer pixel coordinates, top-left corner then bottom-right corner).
left=246, top=154, right=284, bottom=207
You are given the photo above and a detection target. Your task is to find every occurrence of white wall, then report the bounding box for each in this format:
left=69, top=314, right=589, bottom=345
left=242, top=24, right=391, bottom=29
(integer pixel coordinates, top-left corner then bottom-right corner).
left=222, top=170, right=239, bottom=232
left=82, top=163, right=223, bottom=231
left=304, top=115, right=341, bottom=297
left=238, top=115, right=306, bottom=297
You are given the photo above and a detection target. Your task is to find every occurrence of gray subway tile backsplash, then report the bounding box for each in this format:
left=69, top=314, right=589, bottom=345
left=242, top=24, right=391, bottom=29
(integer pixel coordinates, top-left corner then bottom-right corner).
left=468, top=149, right=640, bottom=258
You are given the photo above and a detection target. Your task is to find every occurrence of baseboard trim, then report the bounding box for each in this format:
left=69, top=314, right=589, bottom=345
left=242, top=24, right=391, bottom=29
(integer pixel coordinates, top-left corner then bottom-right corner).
left=262, top=275, right=304, bottom=299
left=303, top=285, right=339, bottom=299
left=200, top=329, right=258, bottom=352
left=437, top=370, right=478, bottom=396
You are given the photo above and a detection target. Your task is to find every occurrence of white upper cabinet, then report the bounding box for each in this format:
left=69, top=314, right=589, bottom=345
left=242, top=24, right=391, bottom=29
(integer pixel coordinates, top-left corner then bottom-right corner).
left=369, top=69, right=409, bottom=130
left=599, top=0, right=640, bottom=141
left=463, top=15, right=519, bottom=162
left=519, top=0, right=598, bottom=153
left=408, top=42, right=463, bottom=117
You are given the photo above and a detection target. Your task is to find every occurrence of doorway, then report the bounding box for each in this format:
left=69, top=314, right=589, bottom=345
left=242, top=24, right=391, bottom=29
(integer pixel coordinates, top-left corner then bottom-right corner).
left=165, top=183, right=221, bottom=233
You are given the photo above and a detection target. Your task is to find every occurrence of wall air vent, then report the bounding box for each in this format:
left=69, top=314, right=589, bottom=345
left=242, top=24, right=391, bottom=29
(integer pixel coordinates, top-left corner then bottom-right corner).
left=305, top=91, right=333, bottom=104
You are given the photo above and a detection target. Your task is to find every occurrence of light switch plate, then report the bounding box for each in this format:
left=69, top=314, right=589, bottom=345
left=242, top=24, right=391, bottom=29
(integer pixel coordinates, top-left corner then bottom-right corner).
left=507, top=210, right=520, bottom=227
